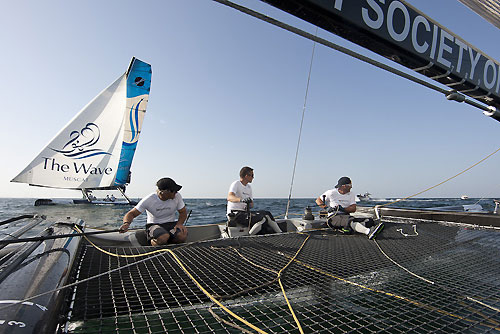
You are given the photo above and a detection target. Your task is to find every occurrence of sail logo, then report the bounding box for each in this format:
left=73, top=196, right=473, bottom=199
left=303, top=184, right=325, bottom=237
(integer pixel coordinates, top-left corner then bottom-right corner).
left=127, top=99, right=144, bottom=144
left=135, top=77, right=145, bottom=86
left=50, top=122, right=111, bottom=159
left=41, top=157, right=113, bottom=175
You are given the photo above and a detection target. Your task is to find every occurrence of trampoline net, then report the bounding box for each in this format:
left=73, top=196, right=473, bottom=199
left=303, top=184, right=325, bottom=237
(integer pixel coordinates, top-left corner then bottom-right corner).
left=60, top=220, right=500, bottom=333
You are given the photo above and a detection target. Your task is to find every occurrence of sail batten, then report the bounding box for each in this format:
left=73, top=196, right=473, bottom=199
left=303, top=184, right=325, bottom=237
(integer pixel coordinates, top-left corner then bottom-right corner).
left=11, top=58, right=152, bottom=191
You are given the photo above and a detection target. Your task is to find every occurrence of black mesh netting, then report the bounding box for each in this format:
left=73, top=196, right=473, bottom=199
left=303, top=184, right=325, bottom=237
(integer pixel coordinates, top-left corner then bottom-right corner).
left=61, top=220, right=500, bottom=333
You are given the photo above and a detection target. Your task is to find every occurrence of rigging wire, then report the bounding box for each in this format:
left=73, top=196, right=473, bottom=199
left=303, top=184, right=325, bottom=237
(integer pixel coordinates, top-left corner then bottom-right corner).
left=373, top=239, right=500, bottom=313
left=285, top=27, right=317, bottom=219
left=376, top=145, right=500, bottom=208
left=211, top=0, right=496, bottom=114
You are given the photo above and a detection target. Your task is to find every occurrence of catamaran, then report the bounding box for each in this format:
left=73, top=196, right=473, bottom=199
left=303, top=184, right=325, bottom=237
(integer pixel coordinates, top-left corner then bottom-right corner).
left=356, top=192, right=372, bottom=202
left=10, top=57, right=152, bottom=206
left=1, top=1, right=500, bottom=334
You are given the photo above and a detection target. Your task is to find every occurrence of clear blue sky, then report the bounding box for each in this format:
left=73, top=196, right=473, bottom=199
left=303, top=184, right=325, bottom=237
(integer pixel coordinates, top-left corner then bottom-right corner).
left=2, top=0, right=500, bottom=199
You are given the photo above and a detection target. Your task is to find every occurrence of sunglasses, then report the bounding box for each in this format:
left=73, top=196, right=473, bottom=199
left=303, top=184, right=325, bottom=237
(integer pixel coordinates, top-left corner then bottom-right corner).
left=157, top=189, right=176, bottom=194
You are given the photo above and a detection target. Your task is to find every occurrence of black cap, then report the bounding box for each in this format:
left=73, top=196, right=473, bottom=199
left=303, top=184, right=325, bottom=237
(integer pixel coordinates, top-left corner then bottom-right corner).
left=156, top=177, right=182, bottom=192
left=335, top=176, right=351, bottom=188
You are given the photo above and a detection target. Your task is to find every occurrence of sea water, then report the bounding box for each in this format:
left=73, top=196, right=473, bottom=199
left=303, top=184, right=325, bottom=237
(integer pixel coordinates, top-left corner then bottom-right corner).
left=0, top=197, right=496, bottom=231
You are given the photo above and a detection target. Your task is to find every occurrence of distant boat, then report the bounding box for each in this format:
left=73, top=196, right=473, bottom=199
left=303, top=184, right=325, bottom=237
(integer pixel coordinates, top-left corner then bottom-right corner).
left=356, top=192, right=372, bottom=202
left=461, top=195, right=469, bottom=200
left=11, top=57, right=152, bottom=205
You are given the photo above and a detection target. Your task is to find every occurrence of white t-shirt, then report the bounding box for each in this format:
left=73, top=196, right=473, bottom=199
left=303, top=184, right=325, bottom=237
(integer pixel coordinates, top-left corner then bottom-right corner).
left=321, top=188, right=356, bottom=209
left=135, top=192, right=185, bottom=225
left=227, top=180, right=252, bottom=213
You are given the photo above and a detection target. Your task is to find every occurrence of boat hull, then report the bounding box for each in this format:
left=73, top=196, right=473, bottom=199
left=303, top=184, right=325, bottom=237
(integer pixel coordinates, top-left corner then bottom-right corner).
left=0, top=220, right=82, bottom=333
left=34, top=198, right=137, bottom=206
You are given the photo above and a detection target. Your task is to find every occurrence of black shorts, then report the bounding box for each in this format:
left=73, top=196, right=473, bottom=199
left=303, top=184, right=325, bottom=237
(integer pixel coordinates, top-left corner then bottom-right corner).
left=228, top=210, right=275, bottom=227
left=147, top=222, right=177, bottom=240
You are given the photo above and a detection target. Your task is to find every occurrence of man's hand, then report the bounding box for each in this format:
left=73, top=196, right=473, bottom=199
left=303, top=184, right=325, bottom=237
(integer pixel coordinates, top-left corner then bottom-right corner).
left=241, top=198, right=253, bottom=204
left=172, top=223, right=188, bottom=241
left=175, top=223, right=187, bottom=234
left=119, top=222, right=130, bottom=233
left=328, top=205, right=345, bottom=213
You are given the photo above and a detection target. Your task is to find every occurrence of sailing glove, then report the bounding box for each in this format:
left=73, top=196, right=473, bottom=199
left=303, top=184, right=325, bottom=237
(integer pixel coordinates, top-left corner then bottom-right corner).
left=328, top=205, right=345, bottom=213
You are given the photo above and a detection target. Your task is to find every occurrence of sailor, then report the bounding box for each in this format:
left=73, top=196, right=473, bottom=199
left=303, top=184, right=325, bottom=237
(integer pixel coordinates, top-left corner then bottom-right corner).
left=227, top=166, right=282, bottom=235
left=315, top=176, right=384, bottom=239
left=119, top=177, right=188, bottom=245
left=110, top=194, right=116, bottom=202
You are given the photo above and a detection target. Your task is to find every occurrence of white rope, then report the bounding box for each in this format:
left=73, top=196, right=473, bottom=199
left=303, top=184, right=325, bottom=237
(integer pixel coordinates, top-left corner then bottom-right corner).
left=374, top=239, right=500, bottom=312
left=374, top=239, right=435, bottom=285
left=466, top=297, right=500, bottom=312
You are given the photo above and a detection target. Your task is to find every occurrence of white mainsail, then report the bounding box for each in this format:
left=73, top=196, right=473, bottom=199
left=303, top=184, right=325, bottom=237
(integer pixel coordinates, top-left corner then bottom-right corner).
left=11, top=58, right=152, bottom=190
